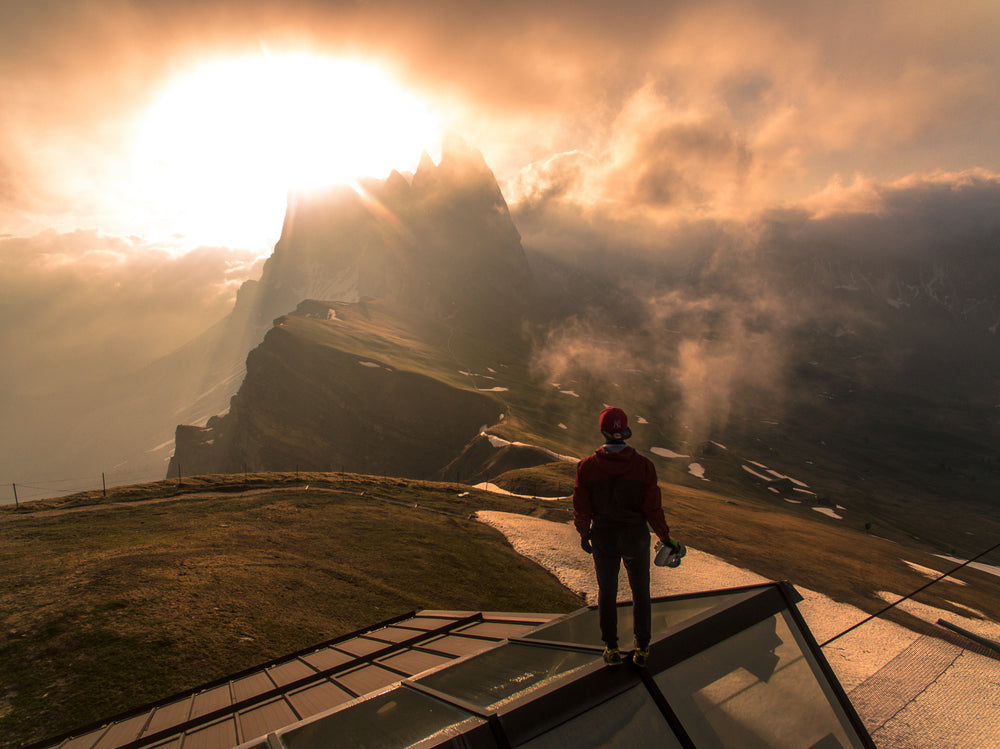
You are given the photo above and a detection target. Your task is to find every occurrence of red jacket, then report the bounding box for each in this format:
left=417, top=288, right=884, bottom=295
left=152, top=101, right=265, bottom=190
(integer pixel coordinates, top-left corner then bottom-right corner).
left=573, top=445, right=671, bottom=543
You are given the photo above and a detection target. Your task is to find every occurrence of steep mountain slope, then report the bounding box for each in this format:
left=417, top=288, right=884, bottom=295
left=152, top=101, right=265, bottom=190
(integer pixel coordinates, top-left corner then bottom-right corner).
left=242, top=132, right=537, bottom=342
left=165, top=133, right=536, bottom=434
left=169, top=300, right=508, bottom=479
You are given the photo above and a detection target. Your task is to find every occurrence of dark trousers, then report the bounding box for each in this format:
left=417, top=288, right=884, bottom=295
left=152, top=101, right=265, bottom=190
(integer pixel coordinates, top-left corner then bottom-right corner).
left=591, top=523, right=651, bottom=648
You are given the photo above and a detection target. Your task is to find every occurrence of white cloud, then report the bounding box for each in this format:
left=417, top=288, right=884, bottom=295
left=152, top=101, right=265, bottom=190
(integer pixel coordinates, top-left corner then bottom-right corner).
left=0, top=230, right=264, bottom=389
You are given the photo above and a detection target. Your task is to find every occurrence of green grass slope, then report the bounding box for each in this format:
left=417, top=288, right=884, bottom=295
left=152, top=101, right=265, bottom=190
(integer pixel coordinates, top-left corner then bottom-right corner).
left=2, top=469, right=998, bottom=747
left=0, top=474, right=580, bottom=747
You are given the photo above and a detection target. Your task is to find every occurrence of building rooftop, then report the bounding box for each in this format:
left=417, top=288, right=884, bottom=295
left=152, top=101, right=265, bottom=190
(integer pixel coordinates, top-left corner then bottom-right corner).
left=34, top=582, right=873, bottom=749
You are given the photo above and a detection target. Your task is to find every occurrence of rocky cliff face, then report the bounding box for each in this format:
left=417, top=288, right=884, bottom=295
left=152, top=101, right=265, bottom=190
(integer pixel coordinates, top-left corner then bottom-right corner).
left=166, top=135, right=540, bottom=478
left=168, top=301, right=506, bottom=479
left=241, top=133, right=537, bottom=340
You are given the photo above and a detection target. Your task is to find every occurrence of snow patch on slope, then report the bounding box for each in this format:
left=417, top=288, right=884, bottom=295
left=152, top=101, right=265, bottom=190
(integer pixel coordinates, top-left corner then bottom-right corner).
left=483, top=434, right=577, bottom=463
left=651, top=447, right=688, bottom=459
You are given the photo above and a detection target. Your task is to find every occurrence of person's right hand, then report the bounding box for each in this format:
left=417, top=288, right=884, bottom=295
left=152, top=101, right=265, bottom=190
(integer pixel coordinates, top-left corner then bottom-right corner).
left=581, top=534, right=593, bottom=554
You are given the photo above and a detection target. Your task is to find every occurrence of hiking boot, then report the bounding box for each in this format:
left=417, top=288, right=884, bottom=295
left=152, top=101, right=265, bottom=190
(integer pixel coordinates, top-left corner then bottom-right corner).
left=603, top=646, right=623, bottom=666
left=633, top=643, right=650, bottom=668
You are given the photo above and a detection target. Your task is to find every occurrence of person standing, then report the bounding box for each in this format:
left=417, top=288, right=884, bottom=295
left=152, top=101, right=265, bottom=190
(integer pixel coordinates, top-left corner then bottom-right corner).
left=573, top=406, right=678, bottom=667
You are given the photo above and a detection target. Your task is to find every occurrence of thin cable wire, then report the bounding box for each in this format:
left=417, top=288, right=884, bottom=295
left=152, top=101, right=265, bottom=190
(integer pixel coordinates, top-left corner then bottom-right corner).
left=820, top=539, right=1000, bottom=648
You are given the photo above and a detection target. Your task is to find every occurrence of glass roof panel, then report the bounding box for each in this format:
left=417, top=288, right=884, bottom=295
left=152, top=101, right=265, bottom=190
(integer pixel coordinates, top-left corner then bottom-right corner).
left=377, top=648, right=455, bottom=676
left=337, top=636, right=389, bottom=657
left=182, top=717, right=238, bottom=749
left=286, top=680, right=354, bottom=719
left=396, top=616, right=465, bottom=631
left=334, top=663, right=402, bottom=697
left=366, top=625, right=426, bottom=644
left=523, top=590, right=756, bottom=646
left=189, top=684, right=233, bottom=720
left=143, top=697, right=193, bottom=737
left=301, top=646, right=354, bottom=672
left=414, top=643, right=598, bottom=711
left=518, top=683, right=682, bottom=749
left=654, top=611, right=867, bottom=748
left=453, top=620, right=543, bottom=639
left=267, top=659, right=317, bottom=686
left=277, top=686, right=479, bottom=749
left=92, top=712, right=145, bottom=747
left=238, top=698, right=298, bottom=743
left=420, top=634, right=499, bottom=657
left=231, top=671, right=276, bottom=702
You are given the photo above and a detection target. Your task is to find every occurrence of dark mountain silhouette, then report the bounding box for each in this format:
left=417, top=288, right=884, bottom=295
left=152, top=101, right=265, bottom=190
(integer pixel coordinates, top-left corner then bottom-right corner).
left=242, top=132, right=536, bottom=340
left=169, top=300, right=505, bottom=479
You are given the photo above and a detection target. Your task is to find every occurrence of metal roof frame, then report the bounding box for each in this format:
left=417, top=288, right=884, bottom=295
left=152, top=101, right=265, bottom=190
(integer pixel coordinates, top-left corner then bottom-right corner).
left=36, top=583, right=874, bottom=749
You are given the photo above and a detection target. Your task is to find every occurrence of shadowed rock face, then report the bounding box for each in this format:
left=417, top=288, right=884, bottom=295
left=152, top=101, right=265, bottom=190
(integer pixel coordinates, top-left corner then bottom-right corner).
left=248, top=133, right=537, bottom=339
left=168, top=310, right=504, bottom=479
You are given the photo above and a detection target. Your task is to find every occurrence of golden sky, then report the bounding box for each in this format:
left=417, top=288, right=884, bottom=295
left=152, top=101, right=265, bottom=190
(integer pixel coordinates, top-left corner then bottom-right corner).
left=3, top=1, right=999, bottom=232
left=2, top=0, right=1000, bottom=376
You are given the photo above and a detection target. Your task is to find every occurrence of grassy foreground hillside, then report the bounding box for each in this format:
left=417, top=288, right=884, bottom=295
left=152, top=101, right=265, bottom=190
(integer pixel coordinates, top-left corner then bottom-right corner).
left=0, top=473, right=581, bottom=747
left=2, top=470, right=999, bottom=747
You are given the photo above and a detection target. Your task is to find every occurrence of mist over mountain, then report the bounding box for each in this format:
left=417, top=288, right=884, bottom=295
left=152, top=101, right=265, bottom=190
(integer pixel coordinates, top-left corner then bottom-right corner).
left=0, top=233, right=265, bottom=498
left=524, top=173, right=1000, bottom=536
left=0, top=135, right=535, bottom=498
left=243, top=133, right=536, bottom=339
left=5, top=134, right=1000, bottom=552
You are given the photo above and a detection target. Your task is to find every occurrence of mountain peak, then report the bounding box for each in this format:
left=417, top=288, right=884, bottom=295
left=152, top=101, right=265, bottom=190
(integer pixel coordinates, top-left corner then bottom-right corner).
left=247, top=136, right=536, bottom=336
left=438, top=132, right=496, bottom=183
left=412, top=150, right=438, bottom=191
left=411, top=135, right=496, bottom=194
left=383, top=169, right=411, bottom=200
left=440, top=132, right=485, bottom=168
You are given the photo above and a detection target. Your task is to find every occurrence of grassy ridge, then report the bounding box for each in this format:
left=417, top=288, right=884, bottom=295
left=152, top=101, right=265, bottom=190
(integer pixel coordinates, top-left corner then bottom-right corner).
left=0, top=474, right=581, bottom=747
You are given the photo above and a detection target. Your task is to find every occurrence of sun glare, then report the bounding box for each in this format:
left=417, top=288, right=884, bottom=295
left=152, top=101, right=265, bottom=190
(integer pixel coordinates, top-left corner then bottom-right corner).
left=132, top=54, right=440, bottom=245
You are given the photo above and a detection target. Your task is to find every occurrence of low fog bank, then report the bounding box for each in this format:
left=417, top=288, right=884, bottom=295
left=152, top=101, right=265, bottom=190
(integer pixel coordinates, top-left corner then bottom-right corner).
left=0, top=230, right=264, bottom=388
left=0, top=230, right=264, bottom=501
left=522, top=172, right=1000, bottom=456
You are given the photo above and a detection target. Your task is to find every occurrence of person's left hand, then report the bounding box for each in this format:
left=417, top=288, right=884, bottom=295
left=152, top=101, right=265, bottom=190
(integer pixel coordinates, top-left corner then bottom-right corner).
left=581, top=534, right=593, bottom=554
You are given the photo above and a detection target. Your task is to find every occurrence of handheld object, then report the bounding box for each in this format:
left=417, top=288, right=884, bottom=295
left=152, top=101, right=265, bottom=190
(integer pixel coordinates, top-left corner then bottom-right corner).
left=654, top=538, right=686, bottom=568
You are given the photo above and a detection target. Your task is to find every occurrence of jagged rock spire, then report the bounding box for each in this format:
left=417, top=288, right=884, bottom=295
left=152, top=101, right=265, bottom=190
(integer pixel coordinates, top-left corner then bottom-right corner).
left=243, top=135, right=537, bottom=339
left=412, top=150, right=438, bottom=191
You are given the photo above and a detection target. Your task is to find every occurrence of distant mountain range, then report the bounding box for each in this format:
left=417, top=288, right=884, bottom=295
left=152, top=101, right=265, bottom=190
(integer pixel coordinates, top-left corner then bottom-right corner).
left=164, top=141, right=1000, bottom=555
left=9, top=134, right=995, bottom=552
